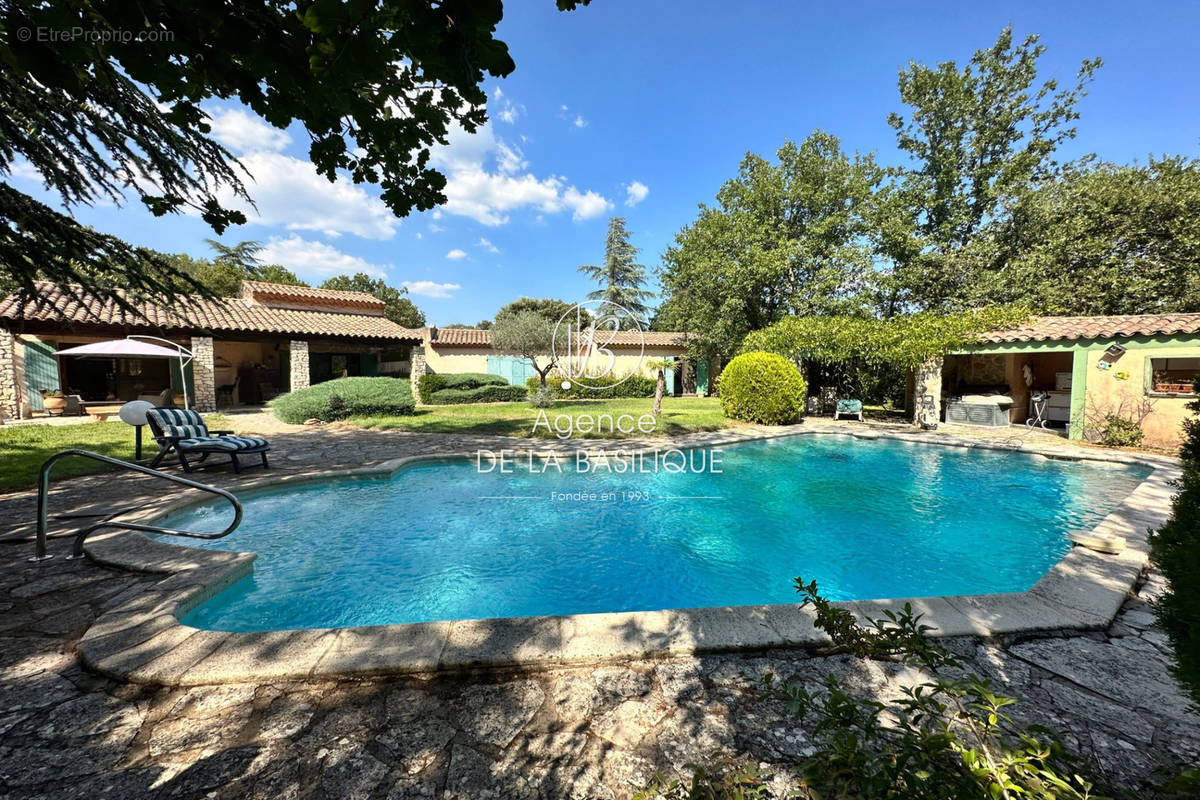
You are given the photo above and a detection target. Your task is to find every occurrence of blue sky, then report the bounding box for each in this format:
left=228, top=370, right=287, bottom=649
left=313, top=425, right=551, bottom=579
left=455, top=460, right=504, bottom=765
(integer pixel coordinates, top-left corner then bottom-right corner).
left=9, top=0, right=1200, bottom=325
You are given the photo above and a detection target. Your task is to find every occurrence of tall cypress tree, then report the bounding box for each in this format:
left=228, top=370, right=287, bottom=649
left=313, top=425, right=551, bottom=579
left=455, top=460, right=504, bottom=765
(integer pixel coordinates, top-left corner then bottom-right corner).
left=578, top=217, right=654, bottom=325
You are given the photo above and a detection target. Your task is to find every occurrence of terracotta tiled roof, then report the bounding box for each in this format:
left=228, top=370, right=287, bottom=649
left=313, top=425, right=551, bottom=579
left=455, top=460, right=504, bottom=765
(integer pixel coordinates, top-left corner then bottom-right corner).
left=430, top=327, right=688, bottom=349
left=0, top=283, right=422, bottom=342
left=239, top=280, right=385, bottom=310
left=431, top=327, right=493, bottom=346
left=979, top=313, right=1200, bottom=344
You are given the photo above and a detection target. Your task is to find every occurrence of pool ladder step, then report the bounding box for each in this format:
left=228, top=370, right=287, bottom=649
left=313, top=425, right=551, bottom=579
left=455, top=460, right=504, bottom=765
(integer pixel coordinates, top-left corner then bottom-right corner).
left=32, top=449, right=243, bottom=562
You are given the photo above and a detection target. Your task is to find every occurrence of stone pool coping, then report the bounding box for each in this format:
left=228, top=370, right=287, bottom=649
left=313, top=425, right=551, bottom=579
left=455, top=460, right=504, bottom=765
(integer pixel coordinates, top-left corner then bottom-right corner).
left=76, top=427, right=1179, bottom=685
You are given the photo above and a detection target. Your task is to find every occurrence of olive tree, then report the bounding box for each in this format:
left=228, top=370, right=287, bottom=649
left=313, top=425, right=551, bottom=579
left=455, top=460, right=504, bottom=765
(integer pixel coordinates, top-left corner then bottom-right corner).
left=489, top=311, right=558, bottom=388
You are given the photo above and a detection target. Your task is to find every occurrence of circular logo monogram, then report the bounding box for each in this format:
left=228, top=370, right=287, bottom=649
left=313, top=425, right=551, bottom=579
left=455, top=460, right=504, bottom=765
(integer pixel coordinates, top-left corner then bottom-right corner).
left=552, top=301, right=646, bottom=390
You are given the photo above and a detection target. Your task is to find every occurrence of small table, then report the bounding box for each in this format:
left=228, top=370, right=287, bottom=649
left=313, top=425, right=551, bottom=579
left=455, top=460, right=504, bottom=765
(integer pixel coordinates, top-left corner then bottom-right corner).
left=85, top=404, right=124, bottom=421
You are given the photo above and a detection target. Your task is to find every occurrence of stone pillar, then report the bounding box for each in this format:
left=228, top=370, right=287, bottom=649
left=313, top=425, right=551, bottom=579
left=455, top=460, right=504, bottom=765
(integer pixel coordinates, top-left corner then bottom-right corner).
left=913, top=356, right=943, bottom=427
left=409, top=345, right=427, bottom=403
left=190, top=336, right=216, bottom=412
left=289, top=340, right=310, bottom=393
left=0, top=330, right=18, bottom=422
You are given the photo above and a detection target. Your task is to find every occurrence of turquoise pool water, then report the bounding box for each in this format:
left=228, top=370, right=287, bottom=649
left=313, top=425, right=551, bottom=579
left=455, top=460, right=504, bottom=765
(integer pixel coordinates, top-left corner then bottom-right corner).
left=166, top=436, right=1151, bottom=632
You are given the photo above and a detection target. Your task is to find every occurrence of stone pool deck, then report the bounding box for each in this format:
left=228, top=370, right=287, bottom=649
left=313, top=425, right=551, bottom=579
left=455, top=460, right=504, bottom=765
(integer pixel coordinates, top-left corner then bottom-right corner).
left=1, top=415, right=1197, bottom=797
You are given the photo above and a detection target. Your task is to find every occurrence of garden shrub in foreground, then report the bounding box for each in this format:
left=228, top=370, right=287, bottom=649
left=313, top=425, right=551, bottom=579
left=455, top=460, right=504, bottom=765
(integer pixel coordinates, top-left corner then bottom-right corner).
left=718, top=351, right=806, bottom=425
left=1150, top=375, right=1200, bottom=707
left=638, top=580, right=1105, bottom=799
left=270, top=377, right=415, bottom=423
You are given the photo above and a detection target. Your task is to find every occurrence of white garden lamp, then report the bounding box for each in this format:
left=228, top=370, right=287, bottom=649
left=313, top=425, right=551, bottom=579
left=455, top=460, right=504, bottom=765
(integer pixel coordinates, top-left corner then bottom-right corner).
left=118, top=400, right=155, bottom=460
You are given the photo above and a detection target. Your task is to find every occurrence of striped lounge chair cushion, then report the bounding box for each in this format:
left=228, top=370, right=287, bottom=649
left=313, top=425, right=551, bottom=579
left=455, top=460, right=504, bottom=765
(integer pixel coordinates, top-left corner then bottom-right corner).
left=148, top=407, right=209, bottom=439
left=178, top=436, right=269, bottom=452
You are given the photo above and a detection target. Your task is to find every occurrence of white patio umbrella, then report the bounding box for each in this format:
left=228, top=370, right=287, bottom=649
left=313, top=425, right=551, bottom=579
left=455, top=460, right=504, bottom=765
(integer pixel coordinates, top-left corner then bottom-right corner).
left=54, top=336, right=194, bottom=409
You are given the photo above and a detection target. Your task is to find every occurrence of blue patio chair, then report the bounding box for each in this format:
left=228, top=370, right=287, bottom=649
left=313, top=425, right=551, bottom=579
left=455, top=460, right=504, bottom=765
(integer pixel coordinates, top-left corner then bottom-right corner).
left=834, top=399, right=864, bottom=421
left=146, top=407, right=270, bottom=474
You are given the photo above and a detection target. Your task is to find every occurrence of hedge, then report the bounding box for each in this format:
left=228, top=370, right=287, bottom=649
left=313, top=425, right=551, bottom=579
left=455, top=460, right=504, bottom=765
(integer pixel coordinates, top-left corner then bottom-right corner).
left=1150, top=374, right=1200, bottom=706
left=417, top=372, right=507, bottom=403
left=718, top=351, right=806, bottom=425
left=270, top=377, right=415, bottom=423
left=429, top=384, right=528, bottom=404
left=524, top=372, right=656, bottom=399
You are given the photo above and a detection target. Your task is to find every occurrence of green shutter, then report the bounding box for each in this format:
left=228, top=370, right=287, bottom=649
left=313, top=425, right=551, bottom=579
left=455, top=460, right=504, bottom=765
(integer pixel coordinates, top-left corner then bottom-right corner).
left=696, top=359, right=709, bottom=395
left=362, top=353, right=378, bottom=377
left=487, top=355, right=535, bottom=386
left=24, top=340, right=60, bottom=411
left=170, top=359, right=194, bottom=403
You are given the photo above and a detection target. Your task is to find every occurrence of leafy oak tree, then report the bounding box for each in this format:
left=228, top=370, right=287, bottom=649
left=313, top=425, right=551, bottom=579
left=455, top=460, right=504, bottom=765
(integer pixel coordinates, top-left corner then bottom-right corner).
left=657, top=131, right=879, bottom=359
left=981, top=157, right=1200, bottom=315
left=495, top=297, right=577, bottom=324
left=578, top=217, right=653, bottom=323
left=0, top=0, right=588, bottom=314
left=319, top=273, right=426, bottom=329
left=158, top=243, right=307, bottom=297
left=880, top=27, right=1101, bottom=311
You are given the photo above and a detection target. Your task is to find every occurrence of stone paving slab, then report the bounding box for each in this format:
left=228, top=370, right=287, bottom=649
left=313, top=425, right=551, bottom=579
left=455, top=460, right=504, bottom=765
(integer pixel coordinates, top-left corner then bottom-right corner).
left=0, top=417, right=1193, bottom=798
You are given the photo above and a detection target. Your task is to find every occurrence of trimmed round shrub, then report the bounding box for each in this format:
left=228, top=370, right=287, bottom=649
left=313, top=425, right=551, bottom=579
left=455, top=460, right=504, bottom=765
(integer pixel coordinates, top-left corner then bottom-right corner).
left=718, top=351, right=806, bottom=425
left=270, top=377, right=415, bottom=423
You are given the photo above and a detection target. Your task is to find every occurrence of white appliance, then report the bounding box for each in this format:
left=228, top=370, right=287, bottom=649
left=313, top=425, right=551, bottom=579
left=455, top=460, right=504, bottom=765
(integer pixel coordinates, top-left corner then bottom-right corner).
left=1031, top=390, right=1072, bottom=423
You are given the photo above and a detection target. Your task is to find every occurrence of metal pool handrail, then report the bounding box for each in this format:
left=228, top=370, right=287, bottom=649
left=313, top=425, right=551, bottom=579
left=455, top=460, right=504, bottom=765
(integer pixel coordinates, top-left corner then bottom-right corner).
left=33, top=449, right=243, bottom=561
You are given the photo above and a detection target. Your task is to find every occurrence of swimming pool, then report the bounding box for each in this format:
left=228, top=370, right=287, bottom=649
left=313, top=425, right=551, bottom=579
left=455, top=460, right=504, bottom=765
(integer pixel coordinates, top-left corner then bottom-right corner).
left=163, top=435, right=1151, bottom=632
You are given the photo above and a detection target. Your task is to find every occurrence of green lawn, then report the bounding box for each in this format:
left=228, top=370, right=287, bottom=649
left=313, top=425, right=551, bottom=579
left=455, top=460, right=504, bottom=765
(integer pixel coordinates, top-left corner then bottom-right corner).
left=0, top=414, right=229, bottom=492
left=0, top=399, right=734, bottom=491
left=351, top=396, right=736, bottom=438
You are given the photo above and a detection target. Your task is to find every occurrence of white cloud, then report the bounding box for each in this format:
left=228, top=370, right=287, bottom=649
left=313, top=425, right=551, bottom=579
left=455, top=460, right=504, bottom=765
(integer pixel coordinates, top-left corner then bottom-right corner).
left=208, top=108, right=291, bottom=154
left=6, top=160, right=42, bottom=182
left=491, top=87, right=524, bottom=124
left=257, top=235, right=389, bottom=280
left=562, top=186, right=611, bottom=221
left=213, top=152, right=398, bottom=239
left=403, top=280, right=461, bottom=298
left=495, top=141, right=527, bottom=175
left=440, top=169, right=562, bottom=226
left=476, top=237, right=499, bottom=253
left=445, top=248, right=467, bottom=260
left=624, top=180, right=649, bottom=207
left=558, top=104, right=587, bottom=129
left=429, top=121, right=611, bottom=226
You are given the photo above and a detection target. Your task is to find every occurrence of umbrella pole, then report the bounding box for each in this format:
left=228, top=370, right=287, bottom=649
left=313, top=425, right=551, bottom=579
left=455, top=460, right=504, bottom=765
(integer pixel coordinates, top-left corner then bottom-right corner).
left=180, top=354, right=190, bottom=409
